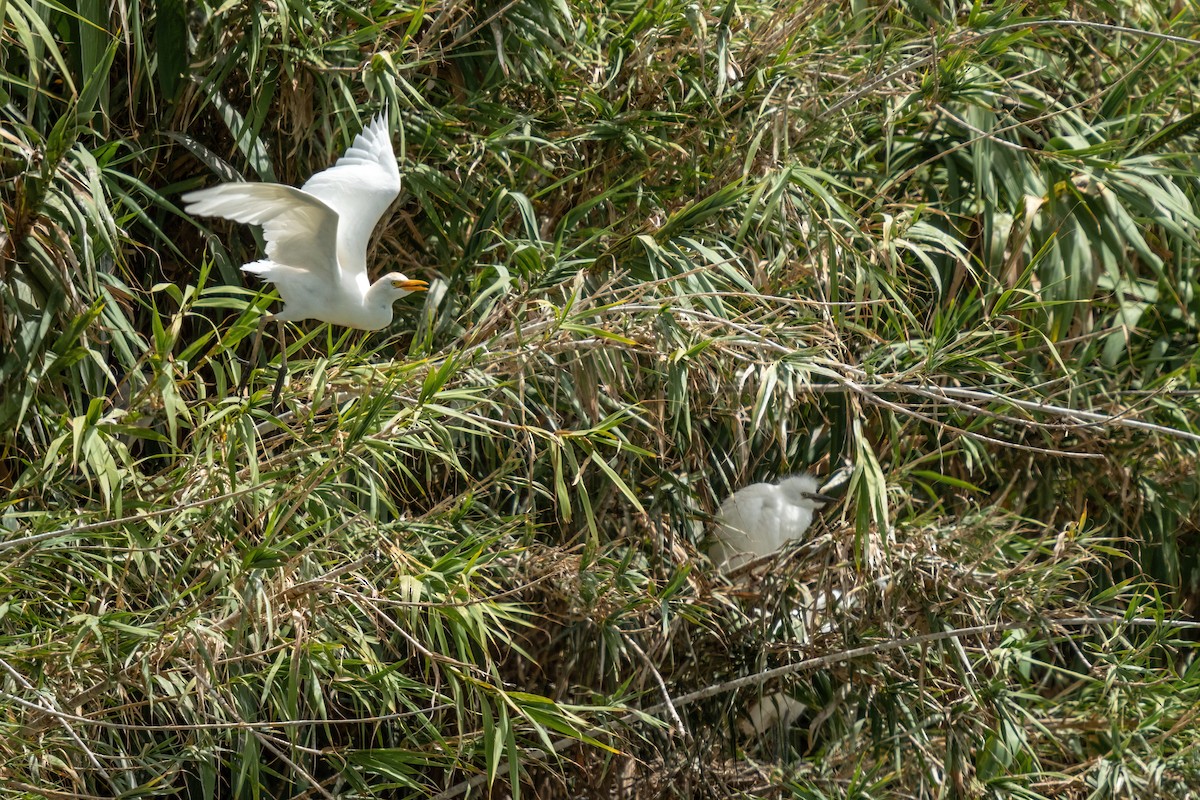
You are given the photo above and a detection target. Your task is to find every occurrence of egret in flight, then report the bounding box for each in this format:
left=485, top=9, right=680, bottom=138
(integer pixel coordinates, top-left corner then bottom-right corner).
left=710, top=473, right=833, bottom=573
left=183, top=112, right=427, bottom=397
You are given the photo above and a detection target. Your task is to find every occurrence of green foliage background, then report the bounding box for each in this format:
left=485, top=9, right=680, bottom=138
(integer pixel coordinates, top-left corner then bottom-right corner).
left=3, top=0, right=1200, bottom=797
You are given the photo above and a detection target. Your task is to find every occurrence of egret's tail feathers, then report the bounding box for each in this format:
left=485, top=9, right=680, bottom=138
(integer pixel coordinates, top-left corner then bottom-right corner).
left=238, top=261, right=304, bottom=322
left=241, top=260, right=311, bottom=283
left=241, top=259, right=276, bottom=277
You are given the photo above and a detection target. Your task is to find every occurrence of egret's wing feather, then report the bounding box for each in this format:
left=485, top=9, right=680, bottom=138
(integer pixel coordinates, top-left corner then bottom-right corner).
left=713, top=483, right=777, bottom=570
left=300, top=113, right=401, bottom=281
left=741, top=694, right=808, bottom=736
left=773, top=500, right=797, bottom=550
left=183, top=183, right=340, bottom=279
left=757, top=492, right=789, bottom=553
left=712, top=479, right=828, bottom=572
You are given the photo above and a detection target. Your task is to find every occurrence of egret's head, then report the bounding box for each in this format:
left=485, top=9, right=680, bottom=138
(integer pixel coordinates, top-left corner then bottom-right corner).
left=778, top=474, right=834, bottom=509
left=381, top=272, right=429, bottom=298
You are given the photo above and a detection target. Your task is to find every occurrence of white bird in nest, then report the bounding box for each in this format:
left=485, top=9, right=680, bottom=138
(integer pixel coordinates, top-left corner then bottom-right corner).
left=710, top=473, right=834, bottom=573
left=711, top=472, right=836, bottom=737
left=712, top=474, right=893, bottom=737
left=739, top=693, right=811, bottom=738
left=183, top=111, right=428, bottom=398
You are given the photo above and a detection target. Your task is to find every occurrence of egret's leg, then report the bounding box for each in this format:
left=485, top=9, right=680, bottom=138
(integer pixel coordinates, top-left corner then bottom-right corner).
left=239, top=314, right=273, bottom=396
left=270, top=318, right=288, bottom=408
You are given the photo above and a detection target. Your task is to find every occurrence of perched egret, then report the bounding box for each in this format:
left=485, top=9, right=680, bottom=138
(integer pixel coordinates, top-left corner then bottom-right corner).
left=710, top=473, right=833, bottom=573
left=712, top=475, right=893, bottom=737
left=711, top=472, right=835, bottom=737
left=182, top=112, right=427, bottom=396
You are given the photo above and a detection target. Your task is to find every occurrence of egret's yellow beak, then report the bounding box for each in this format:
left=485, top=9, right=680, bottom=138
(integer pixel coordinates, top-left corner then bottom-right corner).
left=393, top=279, right=429, bottom=292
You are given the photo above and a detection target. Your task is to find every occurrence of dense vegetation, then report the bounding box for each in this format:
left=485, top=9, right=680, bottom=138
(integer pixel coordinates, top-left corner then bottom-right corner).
left=4, top=0, right=1200, bottom=797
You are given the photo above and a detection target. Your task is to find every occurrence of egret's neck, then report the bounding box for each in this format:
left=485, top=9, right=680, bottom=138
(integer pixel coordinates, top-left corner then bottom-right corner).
left=358, top=278, right=398, bottom=330
left=352, top=268, right=372, bottom=298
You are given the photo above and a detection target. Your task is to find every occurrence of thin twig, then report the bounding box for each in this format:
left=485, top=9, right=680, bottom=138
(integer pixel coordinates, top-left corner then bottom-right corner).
left=10, top=689, right=452, bottom=733
left=626, top=637, right=686, bottom=738
left=842, top=377, right=1102, bottom=459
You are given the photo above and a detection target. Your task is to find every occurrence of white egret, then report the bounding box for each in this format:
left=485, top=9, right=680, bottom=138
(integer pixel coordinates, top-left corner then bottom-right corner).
left=739, top=693, right=809, bottom=737
left=710, top=473, right=833, bottom=573
left=711, top=472, right=835, bottom=737
left=712, top=475, right=895, bottom=737
left=182, top=112, right=427, bottom=396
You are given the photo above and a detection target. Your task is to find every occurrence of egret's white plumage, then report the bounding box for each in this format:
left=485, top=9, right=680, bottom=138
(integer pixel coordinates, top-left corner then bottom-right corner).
left=710, top=474, right=832, bottom=572
left=740, top=693, right=809, bottom=737
left=711, top=473, right=834, bottom=737
left=711, top=474, right=892, bottom=738
left=182, top=113, right=427, bottom=329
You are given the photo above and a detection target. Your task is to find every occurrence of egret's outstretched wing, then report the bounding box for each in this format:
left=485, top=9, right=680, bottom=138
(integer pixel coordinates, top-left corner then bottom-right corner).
left=182, top=183, right=340, bottom=280
left=300, top=113, right=401, bottom=280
